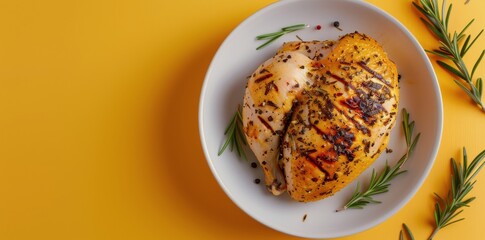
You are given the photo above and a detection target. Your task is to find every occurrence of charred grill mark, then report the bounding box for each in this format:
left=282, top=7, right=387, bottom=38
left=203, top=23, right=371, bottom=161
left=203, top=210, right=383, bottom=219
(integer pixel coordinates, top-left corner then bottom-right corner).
left=303, top=155, right=331, bottom=179
left=361, top=80, right=383, bottom=90
left=303, top=149, right=318, bottom=155
left=315, top=151, right=338, bottom=163
left=313, top=89, right=335, bottom=120
left=305, top=154, right=337, bottom=181
left=266, top=100, right=278, bottom=108
left=317, top=99, right=335, bottom=120
left=310, top=124, right=356, bottom=162
left=341, top=96, right=360, bottom=109
left=257, top=115, right=275, bottom=134
left=323, top=127, right=356, bottom=162
left=326, top=71, right=357, bottom=91
left=357, top=61, right=392, bottom=87
left=332, top=128, right=356, bottom=161
left=254, top=73, right=273, bottom=83
left=296, top=137, right=305, bottom=143
left=264, top=81, right=279, bottom=95
left=322, top=98, right=335, bottom=119
left=333, top=104, right=371, bottom=135
left=311, top=123, right=325, bottom=135
left=340, top=93, right=386, bottom=126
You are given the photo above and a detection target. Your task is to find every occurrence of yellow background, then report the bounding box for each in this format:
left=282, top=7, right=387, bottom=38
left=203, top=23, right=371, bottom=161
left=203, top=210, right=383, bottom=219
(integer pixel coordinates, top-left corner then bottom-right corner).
left=0, top=0, right=484, bottom=239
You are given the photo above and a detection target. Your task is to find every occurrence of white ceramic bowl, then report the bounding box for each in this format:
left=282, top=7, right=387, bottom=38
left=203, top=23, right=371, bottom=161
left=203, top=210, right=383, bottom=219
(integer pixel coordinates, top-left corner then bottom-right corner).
left=199, top=0, right=443, bottom=238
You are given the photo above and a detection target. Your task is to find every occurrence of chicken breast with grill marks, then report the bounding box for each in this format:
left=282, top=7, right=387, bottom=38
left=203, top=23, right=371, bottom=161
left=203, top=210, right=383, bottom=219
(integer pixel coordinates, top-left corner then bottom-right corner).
left=243, top=32, right=398, bottom=201
left=242, top=41, right=335, bottom=195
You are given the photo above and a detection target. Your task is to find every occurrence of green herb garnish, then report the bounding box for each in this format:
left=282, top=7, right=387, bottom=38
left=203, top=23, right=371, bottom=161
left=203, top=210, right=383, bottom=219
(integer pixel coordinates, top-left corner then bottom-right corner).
left=256, top=24, right=308, bottom=50
left=218, top=105, right=247, bottom=159
left=413, top=0, right=485, bottom=112
left=399, top=147, right=485, bottom=240
left=338, top=109, right=421, bottom=211
left=428, top=147, right=485, bottom=239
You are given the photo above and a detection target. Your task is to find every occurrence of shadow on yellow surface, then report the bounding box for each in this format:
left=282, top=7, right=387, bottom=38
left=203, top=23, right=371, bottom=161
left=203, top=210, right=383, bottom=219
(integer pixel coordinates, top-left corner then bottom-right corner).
left=142, top=34, right=279, bottom=237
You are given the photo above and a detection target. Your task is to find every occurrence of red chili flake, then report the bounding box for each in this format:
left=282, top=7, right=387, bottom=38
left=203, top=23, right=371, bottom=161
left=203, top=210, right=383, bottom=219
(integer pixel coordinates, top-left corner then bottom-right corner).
left=315, top=25, right=322, bottom=30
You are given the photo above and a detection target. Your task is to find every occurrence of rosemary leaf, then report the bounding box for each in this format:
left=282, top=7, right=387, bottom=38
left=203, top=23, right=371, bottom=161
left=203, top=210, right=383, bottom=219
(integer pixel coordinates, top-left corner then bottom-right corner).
left=256, top=31, right=285, bottom=40
left=426, top=50, right=454, bottom=60
left=255, top=24, right=308, bottom=50
left=475, top=78, right=483, bottom=95
left=460, top=35, right=472, bottom=57
left=457, top=19, right=475, bottom=40
left=281, top=23, right=308, bottom=31
left=471, top=50, right=485, bottom=79
left=256, top=35, right=281, bottom=50
left=464, top=29, right=484, bottom=55
left=437, top=60, right=466, bottom=80
left=453, top=79, right=482, bottom=104
left=218, top=105, right=247, bottom=159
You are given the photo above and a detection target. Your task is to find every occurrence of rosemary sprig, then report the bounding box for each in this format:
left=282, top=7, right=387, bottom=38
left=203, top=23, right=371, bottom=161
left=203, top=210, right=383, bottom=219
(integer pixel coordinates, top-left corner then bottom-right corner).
left=428, top=147, right=485, bottom=239
left=413, top=0, right=485, bottom=112
left=218, top=105, right=247, bottom=159
left=337, top=109, right=421, bottom=211
left=256, top=24, right=308, bottom=50
left=398, top=148, right=485, bottom=240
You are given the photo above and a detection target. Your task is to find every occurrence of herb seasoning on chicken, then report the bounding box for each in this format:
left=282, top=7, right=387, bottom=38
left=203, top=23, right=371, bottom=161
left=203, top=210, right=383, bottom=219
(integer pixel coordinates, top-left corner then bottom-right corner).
left=242, top=32, right=399, bottom=202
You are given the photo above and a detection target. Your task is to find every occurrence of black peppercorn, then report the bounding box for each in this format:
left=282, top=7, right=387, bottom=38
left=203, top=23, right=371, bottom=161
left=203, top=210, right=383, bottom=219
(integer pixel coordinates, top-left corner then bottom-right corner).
left=333, top=21, right=342, bottom=31
left=254, top=178, right=261, bottom=184
left=251, top=162, right=257, bottom=168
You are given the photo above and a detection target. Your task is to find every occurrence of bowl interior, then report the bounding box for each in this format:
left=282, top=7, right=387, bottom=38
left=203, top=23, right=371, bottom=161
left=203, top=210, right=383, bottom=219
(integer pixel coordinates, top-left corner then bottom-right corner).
left=199, top=0, right=442, bottom=238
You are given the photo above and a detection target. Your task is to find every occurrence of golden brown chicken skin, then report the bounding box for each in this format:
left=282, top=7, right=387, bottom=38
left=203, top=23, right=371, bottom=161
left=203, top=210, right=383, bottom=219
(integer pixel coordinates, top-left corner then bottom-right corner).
left=242, top=41, right=335, bottom=195
left=243, top=32, right=399, bottom=201
left=281, top=32, right=399, bottom=202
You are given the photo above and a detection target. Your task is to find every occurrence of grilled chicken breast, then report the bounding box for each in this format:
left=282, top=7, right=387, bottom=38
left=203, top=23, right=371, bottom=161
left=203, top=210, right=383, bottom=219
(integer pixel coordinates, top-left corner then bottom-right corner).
left=242, top=41, right=335, bottom=195
left=243, top=32, right=398, bottom=201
